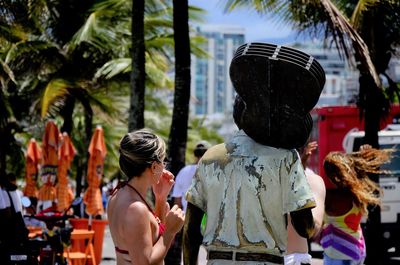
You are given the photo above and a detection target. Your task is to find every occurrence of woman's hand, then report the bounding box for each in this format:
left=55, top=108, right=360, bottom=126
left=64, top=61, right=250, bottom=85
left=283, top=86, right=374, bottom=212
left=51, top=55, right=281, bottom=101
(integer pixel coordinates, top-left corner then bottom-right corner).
left=360, top=144, right=372, bottom=151
left=164, top=205, right=185, bottom=235
left=153, top=169, right=175, bottom=201
left=304, top=141, right=318, bottom=156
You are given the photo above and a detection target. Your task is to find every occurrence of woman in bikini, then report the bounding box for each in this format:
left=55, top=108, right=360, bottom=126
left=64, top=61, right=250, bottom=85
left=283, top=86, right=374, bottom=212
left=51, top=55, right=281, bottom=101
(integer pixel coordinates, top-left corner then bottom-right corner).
left=107, top=129, right=185, bottom=265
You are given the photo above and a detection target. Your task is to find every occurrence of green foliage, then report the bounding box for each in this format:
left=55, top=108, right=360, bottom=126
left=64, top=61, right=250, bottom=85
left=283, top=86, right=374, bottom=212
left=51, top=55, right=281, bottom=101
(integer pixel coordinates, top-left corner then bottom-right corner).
left=185, top=117, right=224, bottom=164
left=0, top=0, right=220, bottom=187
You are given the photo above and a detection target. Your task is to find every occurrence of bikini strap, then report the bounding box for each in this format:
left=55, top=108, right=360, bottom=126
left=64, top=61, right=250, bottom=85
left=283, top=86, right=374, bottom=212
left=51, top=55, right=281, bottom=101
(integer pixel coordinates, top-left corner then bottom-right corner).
left=125, top=183, right=154, bottom=213
left=109, top=180, right=128, bottom=197
left=123, top=183, right=163, bottom=226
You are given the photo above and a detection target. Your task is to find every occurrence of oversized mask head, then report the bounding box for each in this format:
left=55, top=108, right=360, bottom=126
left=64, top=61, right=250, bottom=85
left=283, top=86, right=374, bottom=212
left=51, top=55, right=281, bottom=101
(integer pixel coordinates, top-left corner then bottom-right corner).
left=230, top=42, right=325, bottom=149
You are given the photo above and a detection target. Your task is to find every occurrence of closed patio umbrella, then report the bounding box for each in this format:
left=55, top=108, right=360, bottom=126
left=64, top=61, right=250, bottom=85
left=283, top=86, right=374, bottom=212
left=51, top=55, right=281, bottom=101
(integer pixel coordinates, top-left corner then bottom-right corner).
left=38, top=120, right=60, bottom=209
left=23, top=138, right=42, bottom=198
left=56, top=132, right=76, bottom=212
left=83, top=126, right=107, bottom=223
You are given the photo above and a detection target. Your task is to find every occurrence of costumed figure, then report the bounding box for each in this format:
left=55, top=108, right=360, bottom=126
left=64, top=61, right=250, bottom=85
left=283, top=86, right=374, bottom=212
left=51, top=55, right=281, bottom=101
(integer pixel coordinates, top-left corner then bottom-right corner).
left=182, top=42, right=326, bottom=265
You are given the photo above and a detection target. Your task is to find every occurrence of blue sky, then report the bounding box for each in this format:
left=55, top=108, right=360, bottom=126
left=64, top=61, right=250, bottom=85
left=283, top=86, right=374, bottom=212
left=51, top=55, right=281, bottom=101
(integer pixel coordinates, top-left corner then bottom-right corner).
left=189, top=0, right=295, bottom=42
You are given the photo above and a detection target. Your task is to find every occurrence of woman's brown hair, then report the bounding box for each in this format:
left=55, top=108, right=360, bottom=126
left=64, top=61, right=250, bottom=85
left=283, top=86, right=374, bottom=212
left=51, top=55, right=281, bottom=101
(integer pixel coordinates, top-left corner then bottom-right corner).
left=323, top=148, right=392, bottom=214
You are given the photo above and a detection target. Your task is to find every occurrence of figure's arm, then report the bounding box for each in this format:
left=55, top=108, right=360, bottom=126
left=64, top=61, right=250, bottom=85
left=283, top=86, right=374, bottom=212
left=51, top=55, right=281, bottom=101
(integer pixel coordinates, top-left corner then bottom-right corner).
left=183, top=202, right=204, bottom=265
left=290, top=207, right=315, bottom=239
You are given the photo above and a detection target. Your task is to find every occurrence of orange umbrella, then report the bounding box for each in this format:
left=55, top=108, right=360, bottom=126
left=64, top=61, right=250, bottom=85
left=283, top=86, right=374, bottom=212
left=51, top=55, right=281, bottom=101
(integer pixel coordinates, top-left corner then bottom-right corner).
left=56, top=132, right=76, bottom=212
left=23, top=138, right=42, bottom=198
left=83, top=126, right=107, bottom=217
left=38, top=121, right=60, bottom=204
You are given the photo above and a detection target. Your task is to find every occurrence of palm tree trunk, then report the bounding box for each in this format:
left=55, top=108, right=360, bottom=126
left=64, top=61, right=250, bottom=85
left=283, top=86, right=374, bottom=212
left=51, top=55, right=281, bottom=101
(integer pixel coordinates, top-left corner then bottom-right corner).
left=361, top=75, right=381, bottom=148
left=60, top=96, right=75, bottom=134
left=359, top=73, right=384, bottom=265
left=0, top=89, right=9, bottom=180
left=74, top=101, right=93, bottom=216
left=0, top=131, right=6, bottom=179
left=167, top=0, right=191, bottom=176
left=129, top=0, right=145, bottom=131
left=359, top=8, right=392, bottom=263
left=165, top=1, right=191, bottom=264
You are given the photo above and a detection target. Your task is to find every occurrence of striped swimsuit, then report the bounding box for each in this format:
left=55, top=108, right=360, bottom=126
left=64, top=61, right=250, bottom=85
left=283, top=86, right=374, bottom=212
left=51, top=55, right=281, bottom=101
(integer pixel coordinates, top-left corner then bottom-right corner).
left=320, top=204, right=365, bottom=262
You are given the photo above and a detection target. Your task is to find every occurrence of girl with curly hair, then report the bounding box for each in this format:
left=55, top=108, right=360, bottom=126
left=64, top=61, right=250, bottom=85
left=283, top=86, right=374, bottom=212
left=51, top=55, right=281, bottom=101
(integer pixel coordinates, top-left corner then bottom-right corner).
left=320, top=145, right=392, bottom=265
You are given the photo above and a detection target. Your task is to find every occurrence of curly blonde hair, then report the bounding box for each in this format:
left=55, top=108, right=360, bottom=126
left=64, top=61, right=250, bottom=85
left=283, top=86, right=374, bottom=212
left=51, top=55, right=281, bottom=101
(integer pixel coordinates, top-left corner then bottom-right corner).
left=323, top=148, right=392, bottom=214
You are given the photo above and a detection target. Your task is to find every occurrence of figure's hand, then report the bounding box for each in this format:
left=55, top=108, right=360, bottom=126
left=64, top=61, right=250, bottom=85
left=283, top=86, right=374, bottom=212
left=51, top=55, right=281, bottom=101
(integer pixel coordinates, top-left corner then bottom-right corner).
left=152, top=169, right=174, bottom=201
left=165, top=205, right=185, bottom=235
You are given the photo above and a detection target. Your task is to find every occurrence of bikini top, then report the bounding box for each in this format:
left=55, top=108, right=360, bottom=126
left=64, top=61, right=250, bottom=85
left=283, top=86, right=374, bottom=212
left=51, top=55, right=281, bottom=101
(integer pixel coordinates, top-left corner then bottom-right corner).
left=113, top=181, right=166, bottom=255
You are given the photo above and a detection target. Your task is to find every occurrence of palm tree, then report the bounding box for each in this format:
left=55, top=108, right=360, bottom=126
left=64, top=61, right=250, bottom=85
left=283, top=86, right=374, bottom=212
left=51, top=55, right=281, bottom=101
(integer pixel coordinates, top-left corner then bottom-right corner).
left=223, top=0, right=400, bottom=143
left=0, top=1, right=62, bottom=178
left=345, top=2, right=400, bottom=262
left=0, top=0, right=121, bottom=195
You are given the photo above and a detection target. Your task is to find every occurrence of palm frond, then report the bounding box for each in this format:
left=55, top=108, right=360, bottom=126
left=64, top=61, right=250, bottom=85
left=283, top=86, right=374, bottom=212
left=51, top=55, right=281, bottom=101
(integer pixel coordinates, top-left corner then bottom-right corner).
left=190, top=35, right=209, bottom=59
left=69, top=7, right=131, bottom=56
left=0, top=24, right=29, bottom=42
left=223, top=0, right=381, bottom=87
left=85, top=89, right=121, bottom=120
left=70, top=12, right=100, bottom=49
left=145, top=17, right=173, bottom=30
left=146, top=62, right=174, bottom=89
left=5, top=40, right=60, bottom=64
left=95, top=58, right=131, bottom=80
left=319, top=0, right=380, bottom=87
left=0, top=58, right=17, bottom=84
left=146, top=35, right=174, bottom=51
left=92, top=0, right=130, bottom=12
left=350, top=0, right=377, bottom=28
left=188, top=5, right=207, bottom=23
left=0, top=88, right=13, bottom=128
left=41, top=79, right=70, bottom=117
left=5, top=41, right=63, bottom=82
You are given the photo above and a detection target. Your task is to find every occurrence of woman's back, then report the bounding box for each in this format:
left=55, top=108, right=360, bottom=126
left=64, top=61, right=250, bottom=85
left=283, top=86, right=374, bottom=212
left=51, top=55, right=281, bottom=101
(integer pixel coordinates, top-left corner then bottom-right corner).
left=108, top=185, right=161, bottom=265
left=325, top=189, right=353, bottom=216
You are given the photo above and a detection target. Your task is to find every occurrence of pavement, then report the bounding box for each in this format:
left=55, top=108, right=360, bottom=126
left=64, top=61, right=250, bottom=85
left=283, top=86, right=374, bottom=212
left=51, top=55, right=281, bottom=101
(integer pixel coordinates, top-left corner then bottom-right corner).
left=99, top=224, right=323, bottom=265
left=99, top=224, right=116, bottom=265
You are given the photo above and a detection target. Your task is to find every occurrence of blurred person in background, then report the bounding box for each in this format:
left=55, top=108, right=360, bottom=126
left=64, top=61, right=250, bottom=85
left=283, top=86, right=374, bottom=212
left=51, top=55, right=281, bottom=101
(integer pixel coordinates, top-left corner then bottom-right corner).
left=171, top=141, right=210, bottom=212
left=0, top=173, right=29, bottom=262
left=285, top=141, right=326, bottom=265
left=166, top=141, right=210, bottom=265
